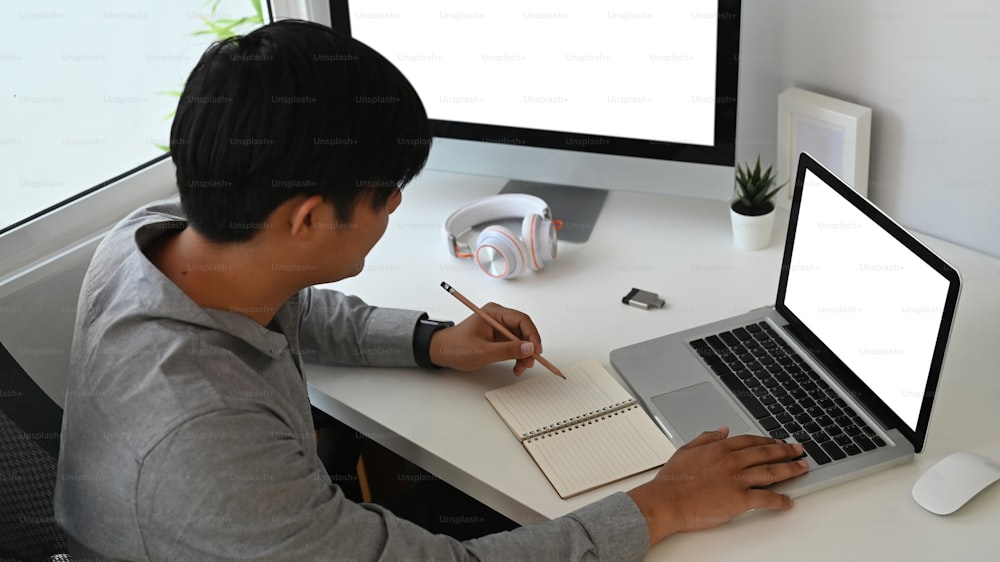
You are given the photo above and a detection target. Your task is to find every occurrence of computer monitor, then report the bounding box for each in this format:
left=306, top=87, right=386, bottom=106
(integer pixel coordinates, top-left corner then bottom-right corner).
left=331, top=0, right=741, bottom=241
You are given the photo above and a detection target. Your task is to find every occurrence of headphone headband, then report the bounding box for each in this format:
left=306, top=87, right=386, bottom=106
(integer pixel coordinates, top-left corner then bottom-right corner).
left=444, top=194, right=551, bottom=257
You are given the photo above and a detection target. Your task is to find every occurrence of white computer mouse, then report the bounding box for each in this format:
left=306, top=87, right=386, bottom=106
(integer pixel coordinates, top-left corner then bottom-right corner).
left=912, top=451, right=1000, bottom=515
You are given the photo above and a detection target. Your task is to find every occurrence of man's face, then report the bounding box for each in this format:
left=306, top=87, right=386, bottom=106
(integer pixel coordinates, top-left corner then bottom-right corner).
left=321, top=188, right=403, bottom=281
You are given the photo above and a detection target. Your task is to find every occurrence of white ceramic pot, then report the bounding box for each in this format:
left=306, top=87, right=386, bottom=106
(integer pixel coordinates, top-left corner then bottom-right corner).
left=730, top=204, right=775, bottom=251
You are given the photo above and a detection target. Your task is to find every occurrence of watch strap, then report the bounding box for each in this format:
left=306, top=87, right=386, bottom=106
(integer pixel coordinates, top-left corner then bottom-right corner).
left=413, top=315, right=455, bottom=369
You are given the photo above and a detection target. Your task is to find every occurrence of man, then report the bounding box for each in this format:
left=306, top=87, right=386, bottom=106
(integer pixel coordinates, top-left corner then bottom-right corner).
left=55, top=19, right=807, bottom=560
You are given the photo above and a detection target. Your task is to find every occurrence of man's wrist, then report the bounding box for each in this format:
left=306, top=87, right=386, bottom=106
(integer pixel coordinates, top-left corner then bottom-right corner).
left=627, top=483, right=678, bottom=546
left=413, top=315, right=454, bottom=369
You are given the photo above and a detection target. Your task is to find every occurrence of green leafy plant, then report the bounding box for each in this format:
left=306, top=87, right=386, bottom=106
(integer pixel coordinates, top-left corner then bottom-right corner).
left=193, top=0, right=264, bottom=41
left=733, top=156, right=787, bottom=216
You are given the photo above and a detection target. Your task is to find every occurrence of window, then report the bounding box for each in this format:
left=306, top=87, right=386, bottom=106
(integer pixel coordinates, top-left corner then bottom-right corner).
left=0, top=0, right=266, bottom=233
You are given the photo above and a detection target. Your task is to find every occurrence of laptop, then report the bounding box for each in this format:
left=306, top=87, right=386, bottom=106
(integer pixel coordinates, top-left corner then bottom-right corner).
left=610, top=153, right=962, bottom=497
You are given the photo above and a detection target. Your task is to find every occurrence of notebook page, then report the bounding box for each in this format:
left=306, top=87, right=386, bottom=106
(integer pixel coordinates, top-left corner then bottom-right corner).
left=523, top=404, right=676, bottom=498
left=485, top=358, right=635, bottom=439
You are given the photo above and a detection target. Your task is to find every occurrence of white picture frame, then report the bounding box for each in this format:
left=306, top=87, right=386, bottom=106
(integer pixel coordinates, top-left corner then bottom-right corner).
left=776, top=87, right=872, bottom=209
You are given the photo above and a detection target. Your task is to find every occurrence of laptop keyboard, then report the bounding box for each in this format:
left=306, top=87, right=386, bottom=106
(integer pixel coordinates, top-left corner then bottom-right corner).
left=690, top=321, right=886, bottom=465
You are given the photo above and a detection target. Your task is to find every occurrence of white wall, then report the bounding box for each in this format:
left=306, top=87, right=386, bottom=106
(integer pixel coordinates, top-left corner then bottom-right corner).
left=737, top=0, right=1000, bottom=258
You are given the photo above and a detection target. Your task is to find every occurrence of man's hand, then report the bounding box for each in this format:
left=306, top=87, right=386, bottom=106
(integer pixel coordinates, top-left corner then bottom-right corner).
left=627, top=426, right=809, bottom=545
left=428, top=302, right=542, bottom=375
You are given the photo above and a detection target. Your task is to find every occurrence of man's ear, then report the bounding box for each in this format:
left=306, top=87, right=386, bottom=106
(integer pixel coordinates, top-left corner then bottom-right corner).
left=288, top=195, right=326, bottom=238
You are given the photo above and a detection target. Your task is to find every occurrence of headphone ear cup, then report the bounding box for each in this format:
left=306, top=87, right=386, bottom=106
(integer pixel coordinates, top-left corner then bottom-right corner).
left=521, top=213, right=557, bottom=272
left=475, top=225, right=527, bottom=279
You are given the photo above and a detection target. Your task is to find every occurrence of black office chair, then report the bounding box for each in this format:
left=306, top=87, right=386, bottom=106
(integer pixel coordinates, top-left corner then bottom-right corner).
left=0, top=340, right=70, bottom=561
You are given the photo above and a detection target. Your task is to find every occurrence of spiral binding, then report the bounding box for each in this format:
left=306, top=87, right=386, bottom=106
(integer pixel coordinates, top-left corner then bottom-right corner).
left=523, top=400, right=637, bottom=443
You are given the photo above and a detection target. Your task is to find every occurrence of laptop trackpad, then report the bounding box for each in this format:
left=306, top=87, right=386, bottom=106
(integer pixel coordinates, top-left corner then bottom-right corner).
left=651, top=382, right=756, bottom=443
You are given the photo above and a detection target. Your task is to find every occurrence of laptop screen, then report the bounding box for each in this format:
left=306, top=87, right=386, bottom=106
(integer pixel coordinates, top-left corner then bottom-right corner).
left=778, top=158, right=958, bottom=442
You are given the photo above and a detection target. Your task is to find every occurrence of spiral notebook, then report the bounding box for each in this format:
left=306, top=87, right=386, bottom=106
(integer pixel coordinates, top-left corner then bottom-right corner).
left=485, top=358, right=675, bottom=498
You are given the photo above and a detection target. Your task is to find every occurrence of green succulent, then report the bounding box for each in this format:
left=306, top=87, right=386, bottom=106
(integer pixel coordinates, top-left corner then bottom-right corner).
left=733, top=156, right=787, bottom=216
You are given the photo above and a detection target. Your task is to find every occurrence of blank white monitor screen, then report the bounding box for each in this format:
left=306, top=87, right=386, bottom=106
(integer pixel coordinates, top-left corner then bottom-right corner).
left=349, top=0, right=718, bottom=147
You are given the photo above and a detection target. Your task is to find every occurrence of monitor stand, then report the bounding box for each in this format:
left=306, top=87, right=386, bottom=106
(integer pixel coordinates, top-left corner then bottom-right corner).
left=498, top=180, right=608, bottom=243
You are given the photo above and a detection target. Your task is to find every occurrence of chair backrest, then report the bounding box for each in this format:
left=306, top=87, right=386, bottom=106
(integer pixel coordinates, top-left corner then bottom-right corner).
left=0, top=339, right=70, bottom=561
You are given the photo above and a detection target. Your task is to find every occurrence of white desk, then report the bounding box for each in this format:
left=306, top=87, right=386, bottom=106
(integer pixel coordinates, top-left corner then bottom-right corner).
left=306, top=170, right=1000, bottom=560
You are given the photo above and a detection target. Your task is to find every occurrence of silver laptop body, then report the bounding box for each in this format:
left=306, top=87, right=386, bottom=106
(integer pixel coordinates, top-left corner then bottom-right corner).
left=610, top=153, right=962, bottom=497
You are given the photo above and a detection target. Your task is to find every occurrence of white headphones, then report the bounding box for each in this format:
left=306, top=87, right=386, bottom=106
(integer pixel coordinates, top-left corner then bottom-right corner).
left=444, top=194, right=560, bottom=279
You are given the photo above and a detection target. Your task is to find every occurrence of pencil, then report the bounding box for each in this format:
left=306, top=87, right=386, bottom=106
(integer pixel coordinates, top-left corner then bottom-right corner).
left=440, top=282, right=565, bottom=379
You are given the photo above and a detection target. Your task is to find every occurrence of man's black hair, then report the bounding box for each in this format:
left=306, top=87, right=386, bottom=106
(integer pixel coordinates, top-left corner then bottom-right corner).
left=169, top=19, right=432, bottom=243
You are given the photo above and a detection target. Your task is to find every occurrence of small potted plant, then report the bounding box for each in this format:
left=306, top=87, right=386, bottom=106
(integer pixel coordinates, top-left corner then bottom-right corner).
left=730, top=156, right=787, bottom=250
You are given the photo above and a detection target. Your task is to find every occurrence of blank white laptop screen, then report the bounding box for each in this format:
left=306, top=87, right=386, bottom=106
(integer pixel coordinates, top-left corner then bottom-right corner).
left=783, top=170, right=952, bottom=431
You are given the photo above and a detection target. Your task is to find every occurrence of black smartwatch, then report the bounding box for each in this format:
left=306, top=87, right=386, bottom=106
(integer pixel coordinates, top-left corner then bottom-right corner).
left=413, top=315, right=455, bottom=370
